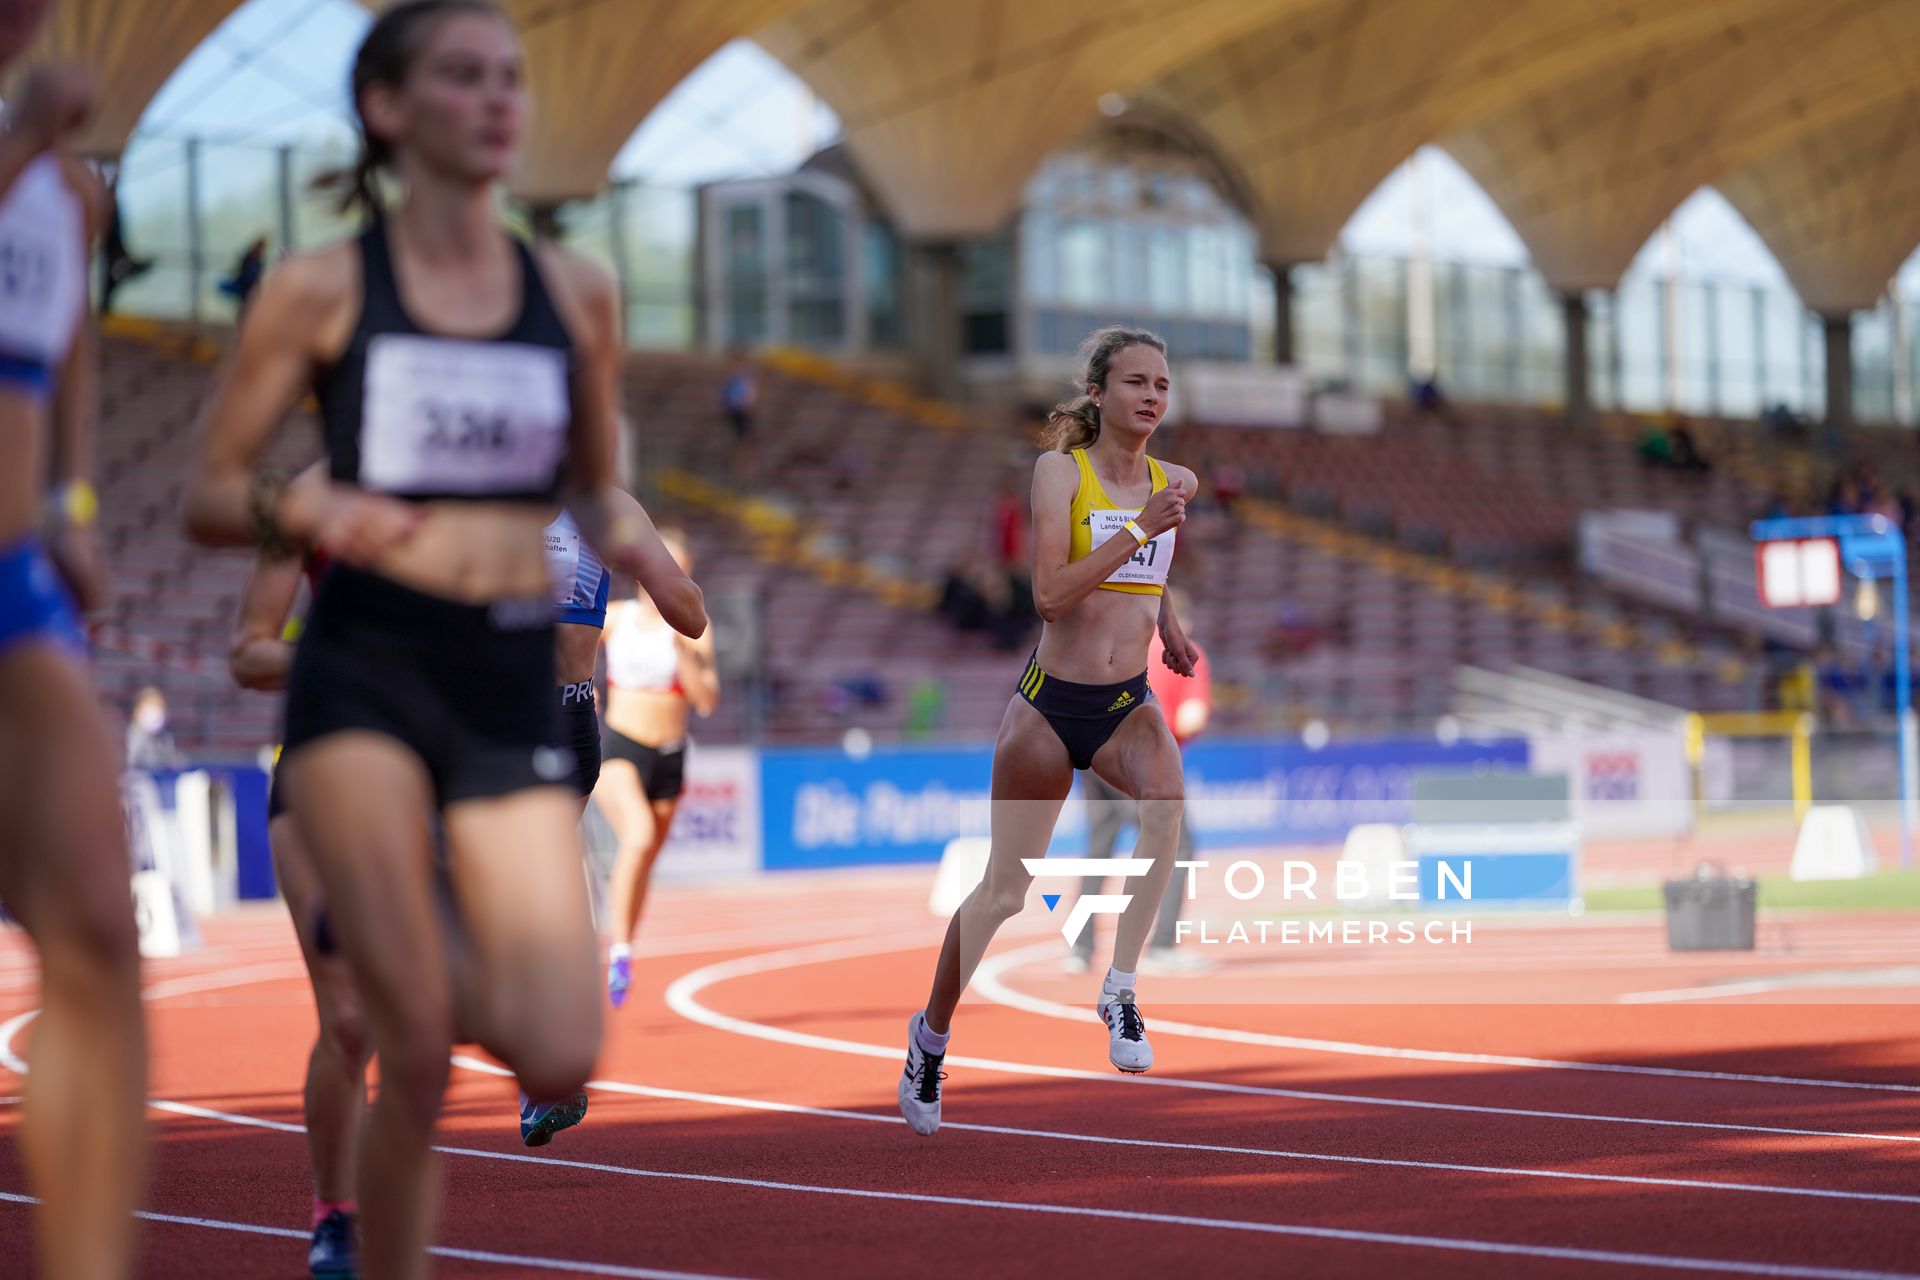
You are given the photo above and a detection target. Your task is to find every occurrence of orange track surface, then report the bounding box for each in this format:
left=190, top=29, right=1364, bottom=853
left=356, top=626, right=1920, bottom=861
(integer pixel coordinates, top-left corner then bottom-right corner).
left=2, top=866, right=1917, bottom=1279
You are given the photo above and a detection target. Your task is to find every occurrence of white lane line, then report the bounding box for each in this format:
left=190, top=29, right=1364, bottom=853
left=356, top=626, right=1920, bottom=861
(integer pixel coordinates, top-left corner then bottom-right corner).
left=0, top=920, right=936, bottom=1080
left=61, top=1091, right=1920, bottom=1280
left=1621, top=980, right=1797, bottom=1005
left=662, top=933, right=1920, bottom=1144
left=9, top=955, right=1919, bottom=1278
left=1619, top=968, right=1920, bottom=1005
left=974, top=939, right=1920, bottom=1094
left=0, top=1191, right=760, bottom=1280
left=444, top=1055, right=1920, bottom=1209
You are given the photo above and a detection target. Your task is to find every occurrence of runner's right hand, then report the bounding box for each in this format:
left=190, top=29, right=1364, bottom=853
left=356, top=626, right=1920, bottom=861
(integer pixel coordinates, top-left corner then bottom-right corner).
left=284, top=481, right=423, bottom=566
left=1137, top=477, right=1188, bottom=537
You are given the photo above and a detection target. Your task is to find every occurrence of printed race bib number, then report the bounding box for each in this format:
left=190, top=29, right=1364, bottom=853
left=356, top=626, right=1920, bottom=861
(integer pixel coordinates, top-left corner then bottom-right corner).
left=0, top=159, right=84, bottom=364
left=0, top=239, right=55, bottom=306
left=1089, top=508, right=1175, bottom=588
left=361, top=335, right=568, bottom=494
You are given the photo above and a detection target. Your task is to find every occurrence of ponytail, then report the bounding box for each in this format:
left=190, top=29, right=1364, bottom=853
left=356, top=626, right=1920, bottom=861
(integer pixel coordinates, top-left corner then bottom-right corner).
left=312, top=143, right=388, bottom=221
left=1040, top=395, right=1103, bottom=452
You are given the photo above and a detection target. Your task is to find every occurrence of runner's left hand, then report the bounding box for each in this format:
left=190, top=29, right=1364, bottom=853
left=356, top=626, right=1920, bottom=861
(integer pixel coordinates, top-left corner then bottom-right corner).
left=1159, top=628, right=1199, bottom=678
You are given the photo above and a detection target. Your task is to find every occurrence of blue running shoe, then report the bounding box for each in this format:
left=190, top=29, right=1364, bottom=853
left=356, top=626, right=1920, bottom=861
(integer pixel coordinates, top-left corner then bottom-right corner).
left=608, top=953, right=631, bottom=1009
left=308, top=1209, right=357, bottom=1279
left=519, top=1090, right=589, bottom=1147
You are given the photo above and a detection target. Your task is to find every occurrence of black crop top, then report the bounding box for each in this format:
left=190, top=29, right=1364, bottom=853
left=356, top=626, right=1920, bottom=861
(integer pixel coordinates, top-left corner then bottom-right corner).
left=314, top=221, right=576, bottom=504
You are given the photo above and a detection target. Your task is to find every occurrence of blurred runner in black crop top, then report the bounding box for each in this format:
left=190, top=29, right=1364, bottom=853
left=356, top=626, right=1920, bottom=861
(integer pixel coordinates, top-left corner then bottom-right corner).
left=183, top=5, right=706, bottom=1276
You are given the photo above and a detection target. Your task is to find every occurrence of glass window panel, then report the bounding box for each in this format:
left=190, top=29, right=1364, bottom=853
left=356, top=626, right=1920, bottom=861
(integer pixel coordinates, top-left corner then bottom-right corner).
left=1292, top=261, right=1346, bottom=384
left=864, top=220, right=903, bottom=350
left=1853, top=302, right=1895, bottom=424
left=1674, top=278, right=1713, bottom=415
left=1614, top=275, right=1664, bottom=412
left=1353, top=256, right=1405, bottom=396
left=108, top=136, right=194, bottom=320
left=1058, top=219, right=1107, bottom=308
left=1710, top=282, right=1760, bottom=419
left=1514, top=271, right=1563, bottom=406
left=1758, top=288, right=1809, bottom=413
left=618, top=183, right=695, bottom=349
left=1021, top=213, right=1058, bottom=300
left=722, top=201, right=768, bottom=346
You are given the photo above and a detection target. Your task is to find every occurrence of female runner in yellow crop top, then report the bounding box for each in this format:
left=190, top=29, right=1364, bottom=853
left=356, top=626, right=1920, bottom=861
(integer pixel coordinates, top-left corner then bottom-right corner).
left=898, top=325, right=1199, bottom=1135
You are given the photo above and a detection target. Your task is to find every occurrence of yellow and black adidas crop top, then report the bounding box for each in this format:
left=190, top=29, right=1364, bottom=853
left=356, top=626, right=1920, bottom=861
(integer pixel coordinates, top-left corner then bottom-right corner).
left=1066, top=447, right=1176, bottom=597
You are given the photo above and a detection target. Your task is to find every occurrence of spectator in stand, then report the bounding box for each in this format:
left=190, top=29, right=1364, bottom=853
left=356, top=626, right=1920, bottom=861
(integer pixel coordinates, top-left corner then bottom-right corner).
left=937, top=556, right=990, bottom=633
left=125, top=686, right=184, bottom=771
left=720, top=346, right=758, bottom=480
left=1210, top=457, right=1244, bottom=519
left=1635, top=419, right=1673, bottom=467
left=1828, top=472, right=1864, bottom=517
left=219, top=236, right=269, bottom=318
left=1763, top=402, right=1809, bottom=444
left=1667, top=419, right=1710, bottom=474
left=98, top=180, right=152, bottom=315
left=1860, top=468, right=1900, bottom=525
left=1813, top=644, right=1863, bottom=730
left=990, top=473, right=1027, bottom=574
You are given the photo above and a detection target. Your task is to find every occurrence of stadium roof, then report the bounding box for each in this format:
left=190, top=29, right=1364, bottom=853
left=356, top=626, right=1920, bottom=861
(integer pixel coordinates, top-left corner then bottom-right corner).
left=22, top=0, right=1920, bottom=310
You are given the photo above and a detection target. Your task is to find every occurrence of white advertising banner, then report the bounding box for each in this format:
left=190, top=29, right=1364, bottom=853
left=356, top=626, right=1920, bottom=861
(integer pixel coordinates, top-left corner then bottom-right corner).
left=655, top=744, right=761, bottom=881
left=1180, top=361, right=1308, bottom=428
left=585, top=744, right=762, bottom=885
left=1530, top=731, right=1695, bottom=840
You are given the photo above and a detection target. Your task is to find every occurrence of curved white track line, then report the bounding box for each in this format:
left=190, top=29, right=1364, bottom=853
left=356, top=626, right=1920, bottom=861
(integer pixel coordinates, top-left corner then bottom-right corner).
left=662, top=932, right=1920, bottom=1145
left=8, top=950, right=1920, bottom=1279
left=973, top=939, right=1920, bottom=1094
left=447, top=1055, right=1920, bottom=1210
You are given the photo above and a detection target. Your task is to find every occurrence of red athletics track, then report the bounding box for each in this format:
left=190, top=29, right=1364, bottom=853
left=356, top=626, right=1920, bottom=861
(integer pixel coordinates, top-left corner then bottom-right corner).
left=1, top=863, right=1918, bottom=1279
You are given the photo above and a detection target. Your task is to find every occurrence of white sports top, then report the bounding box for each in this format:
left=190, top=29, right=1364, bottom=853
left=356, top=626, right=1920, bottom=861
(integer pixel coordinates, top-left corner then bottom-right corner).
left=0, top=155, right=86, bottom=383
left=605, top=599, right=681, bottom=692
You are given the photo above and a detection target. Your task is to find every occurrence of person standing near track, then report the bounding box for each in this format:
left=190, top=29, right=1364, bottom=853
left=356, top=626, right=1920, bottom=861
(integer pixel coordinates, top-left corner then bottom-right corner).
left=0, top=8, right=149, bottom=1273
left=598, top=526, right=718, bottom=1008
left=184, top=4, right=706, bottom=1276
left=899, top=324, right=1198, bottom=1136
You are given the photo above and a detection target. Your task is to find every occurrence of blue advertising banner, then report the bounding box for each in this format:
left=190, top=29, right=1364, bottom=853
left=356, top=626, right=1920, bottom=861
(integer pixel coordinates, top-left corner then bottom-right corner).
left=1178, top=738, right=1529, bottom=846
left=759, top=737, right=1528, bottom=870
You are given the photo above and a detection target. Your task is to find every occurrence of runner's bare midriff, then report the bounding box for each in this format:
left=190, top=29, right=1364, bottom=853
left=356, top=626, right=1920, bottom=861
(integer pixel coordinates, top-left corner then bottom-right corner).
left=365, top=501, right=553, bottom=602
left=1034, top=587, right=1158, bottom=684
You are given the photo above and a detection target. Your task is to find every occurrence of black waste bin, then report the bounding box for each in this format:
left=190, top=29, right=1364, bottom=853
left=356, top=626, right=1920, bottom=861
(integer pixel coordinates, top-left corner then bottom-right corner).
left=1662, top=863, right=1756, bottom=951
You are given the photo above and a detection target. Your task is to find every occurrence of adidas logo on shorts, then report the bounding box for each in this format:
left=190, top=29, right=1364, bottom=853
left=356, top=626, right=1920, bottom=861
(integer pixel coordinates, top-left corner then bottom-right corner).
left=1106, top=690, right=1135, bottom=712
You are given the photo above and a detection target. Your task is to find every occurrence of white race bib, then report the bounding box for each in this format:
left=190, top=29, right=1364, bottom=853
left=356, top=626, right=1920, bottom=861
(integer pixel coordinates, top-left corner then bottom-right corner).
left=1089, top=508, right=1175, bottom=588
left=545, top=513, right=583, bottom=609
left=361, top=335, right=569, bottom=494
left=0, top=157, right=85, bottom=365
